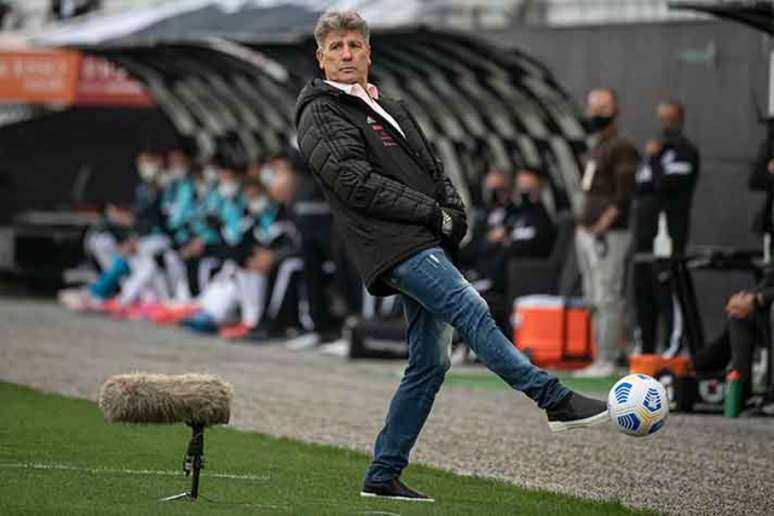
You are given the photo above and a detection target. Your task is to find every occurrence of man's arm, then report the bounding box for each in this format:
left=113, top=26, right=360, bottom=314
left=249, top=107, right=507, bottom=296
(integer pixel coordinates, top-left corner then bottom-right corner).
left=592, top=142, right=638, bottom=234
left=297, top=100, right=441, bottom=228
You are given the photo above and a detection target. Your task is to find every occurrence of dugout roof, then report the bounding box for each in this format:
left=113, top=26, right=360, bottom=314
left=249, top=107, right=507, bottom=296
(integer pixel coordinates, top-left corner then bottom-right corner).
left=68, top=29, right=588, bottom=211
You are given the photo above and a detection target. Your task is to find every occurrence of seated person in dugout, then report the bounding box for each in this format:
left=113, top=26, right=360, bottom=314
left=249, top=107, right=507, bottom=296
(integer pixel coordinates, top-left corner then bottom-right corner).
left=692, top=287, right=774, bottom=412
left=461, top=166, right=556, bottom=330
left=692, top=134, right=774, bottom=411
left=180, top=168, right=301, bottom=341
left=60, top=148, right=170, bottom=310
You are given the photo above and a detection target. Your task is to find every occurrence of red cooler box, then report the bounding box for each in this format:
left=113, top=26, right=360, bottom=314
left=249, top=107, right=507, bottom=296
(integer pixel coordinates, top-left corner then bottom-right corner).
left=513, top=295, right=595, bottom=369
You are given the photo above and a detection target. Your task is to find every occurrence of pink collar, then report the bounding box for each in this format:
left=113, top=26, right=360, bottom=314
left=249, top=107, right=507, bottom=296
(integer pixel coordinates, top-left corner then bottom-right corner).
left=325, top=80, right=380, bottom=100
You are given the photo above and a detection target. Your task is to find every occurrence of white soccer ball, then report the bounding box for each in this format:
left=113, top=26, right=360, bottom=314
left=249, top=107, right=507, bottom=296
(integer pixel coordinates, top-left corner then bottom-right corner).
left=608, top=374, right=669, bottom=437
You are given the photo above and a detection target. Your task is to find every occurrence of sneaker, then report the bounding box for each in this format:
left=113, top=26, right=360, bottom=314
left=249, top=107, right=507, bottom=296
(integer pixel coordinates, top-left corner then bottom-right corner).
left=149, top=304, right=199, bottom=325
left=285, top=332, right=322, bottom=351
left=219, top=322, right=255, bottom=340
left=124, top=303, right=161, bottom=321
left=180, top=311, right=218, bottom=334
left=360, top=478, right=434, bottom=502
left=546, top=392, right=609, bottom=432
left=58, top=288, right=95, bottom=311
left=572, top=362, right=616, bottom=379
left=319, top=338, right=349, bottom=357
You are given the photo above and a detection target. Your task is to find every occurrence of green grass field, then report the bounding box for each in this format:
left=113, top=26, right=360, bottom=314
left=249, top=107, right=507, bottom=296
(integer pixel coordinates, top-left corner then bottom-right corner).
left=0, top=382, right=647, bottom=515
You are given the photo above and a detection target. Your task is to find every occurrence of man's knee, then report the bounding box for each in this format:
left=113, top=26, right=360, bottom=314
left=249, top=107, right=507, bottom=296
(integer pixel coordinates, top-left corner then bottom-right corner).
left=449, top=285, right=490, bottom=327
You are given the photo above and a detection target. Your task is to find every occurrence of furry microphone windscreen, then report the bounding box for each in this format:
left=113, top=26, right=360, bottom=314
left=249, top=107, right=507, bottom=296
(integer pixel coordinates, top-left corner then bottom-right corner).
left=99, top=373, right=233, bottom=426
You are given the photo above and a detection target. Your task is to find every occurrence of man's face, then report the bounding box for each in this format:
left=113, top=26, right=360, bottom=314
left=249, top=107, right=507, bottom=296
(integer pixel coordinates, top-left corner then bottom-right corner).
left=316, top=30, right=371, bottom=86
left=516, top=171, right=543, bottom=198
left=587, top=90, right=616, bottom=118
left=269, top=169, right=295, bottom=205
left=657, top=103, right=682, bottom=131
left=483, top=171, right=513, bottom=206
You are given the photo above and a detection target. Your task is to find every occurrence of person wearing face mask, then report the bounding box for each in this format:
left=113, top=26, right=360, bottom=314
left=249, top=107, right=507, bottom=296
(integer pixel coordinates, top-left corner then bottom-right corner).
left=508, top=168, right=557, bottom=259
left=186, top=177, right=274, bottom=337
left=172, top=164, right=247, bottom=301
left=633, top=100, right=700, bottom=355
left=462, top=168, right=518, bottom=294
left=220, top=173, right=303, bottom=340
left=161, top=147, right=196, bottom=237
left=61, top=148, right=169, bottom=311
left=105, top=147, right=199, bottom=313
left=184, top=172, right=302, bottom=339
left=461, top=167, right=556, bottom=334
left=575, top=88, right=639, bottom=378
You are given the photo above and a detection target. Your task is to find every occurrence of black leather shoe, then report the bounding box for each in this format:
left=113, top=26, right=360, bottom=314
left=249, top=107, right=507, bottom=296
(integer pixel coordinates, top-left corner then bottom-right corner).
left=361, top=478, right=434, bottom=502
left=546, top=392, right=609, bottom=432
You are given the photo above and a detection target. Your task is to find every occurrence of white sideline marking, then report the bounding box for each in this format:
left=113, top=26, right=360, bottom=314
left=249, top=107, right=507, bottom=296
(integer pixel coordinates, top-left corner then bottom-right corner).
left=0, top=462, right=268, bottom=481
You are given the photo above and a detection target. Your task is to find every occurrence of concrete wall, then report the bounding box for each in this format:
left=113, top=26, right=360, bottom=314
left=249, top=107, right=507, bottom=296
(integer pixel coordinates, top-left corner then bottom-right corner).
left=486, top=21, right=774, bottom=337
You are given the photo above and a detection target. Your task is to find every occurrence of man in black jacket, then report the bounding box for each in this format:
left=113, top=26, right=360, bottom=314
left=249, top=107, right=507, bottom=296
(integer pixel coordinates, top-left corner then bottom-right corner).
left=295, top=9, right=608, bottom=502
left=633, top=100, right=700, bottom=354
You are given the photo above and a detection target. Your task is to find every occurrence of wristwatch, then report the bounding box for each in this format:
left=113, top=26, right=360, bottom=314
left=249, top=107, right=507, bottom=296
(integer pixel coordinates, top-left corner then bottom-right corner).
left=441, top=210, right=453, bottom=236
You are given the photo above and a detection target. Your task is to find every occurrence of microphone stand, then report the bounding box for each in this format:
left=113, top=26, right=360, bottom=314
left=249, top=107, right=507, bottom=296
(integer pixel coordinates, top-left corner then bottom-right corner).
left=161, top=422, right=212, bottom=502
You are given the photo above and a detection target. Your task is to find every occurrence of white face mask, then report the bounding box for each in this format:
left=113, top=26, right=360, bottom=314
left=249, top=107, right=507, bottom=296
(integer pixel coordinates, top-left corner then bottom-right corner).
left=157, top=172, right=173, bottom=188
left=203, top=165, right=219, bottom=184
left=219, top=181, right=239, bottom=199
left=260, top=165, right=276, bottom=186
left=196, top=181, right=209, bottom=198
left=168, top=165, right=187, bottom=180
left=248, top=196, right=268, bottom=215
left=138, top=162, right=160, bottom=183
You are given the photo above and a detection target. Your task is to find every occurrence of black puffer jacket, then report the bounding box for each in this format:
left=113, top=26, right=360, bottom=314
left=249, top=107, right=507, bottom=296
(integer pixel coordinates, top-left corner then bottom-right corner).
left=295, top=79, right=466, bottom=295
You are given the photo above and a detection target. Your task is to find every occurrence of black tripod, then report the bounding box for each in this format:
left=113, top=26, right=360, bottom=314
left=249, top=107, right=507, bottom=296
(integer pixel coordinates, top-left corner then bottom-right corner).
left=161, top=422, right=209, bottom=502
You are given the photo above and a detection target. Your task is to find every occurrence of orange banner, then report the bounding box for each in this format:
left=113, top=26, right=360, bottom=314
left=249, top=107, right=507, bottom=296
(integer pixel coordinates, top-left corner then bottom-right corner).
left=75, top=55, right=154, bottom=108
left=0, top=49, right=81, bottom=104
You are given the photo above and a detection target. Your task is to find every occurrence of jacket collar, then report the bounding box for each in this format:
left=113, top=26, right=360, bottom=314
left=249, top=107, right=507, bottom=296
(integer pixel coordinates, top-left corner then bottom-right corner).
left=324, top=80, right=380, bottom=100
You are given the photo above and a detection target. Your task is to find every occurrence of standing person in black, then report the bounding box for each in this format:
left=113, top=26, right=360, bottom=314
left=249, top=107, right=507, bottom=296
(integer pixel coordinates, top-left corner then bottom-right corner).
left=295, top=9, right=609, bottom=503
left=633, top=100, right=700, bottom=354
left=509, top=167, right=557, bottom=259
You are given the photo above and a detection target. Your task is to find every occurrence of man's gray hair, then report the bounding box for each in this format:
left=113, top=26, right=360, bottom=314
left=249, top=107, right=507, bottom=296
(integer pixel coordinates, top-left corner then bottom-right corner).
left=314, top=9, right=370, bottom=49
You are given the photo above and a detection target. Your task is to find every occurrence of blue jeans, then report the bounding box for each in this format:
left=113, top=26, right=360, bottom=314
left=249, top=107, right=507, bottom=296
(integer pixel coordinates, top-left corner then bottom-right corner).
left=365, top=247, right=568, bottom=483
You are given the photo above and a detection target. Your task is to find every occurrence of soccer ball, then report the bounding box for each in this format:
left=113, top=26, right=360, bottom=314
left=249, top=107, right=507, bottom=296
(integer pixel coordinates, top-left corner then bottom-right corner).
left=608, top=374, right=668, bottom=437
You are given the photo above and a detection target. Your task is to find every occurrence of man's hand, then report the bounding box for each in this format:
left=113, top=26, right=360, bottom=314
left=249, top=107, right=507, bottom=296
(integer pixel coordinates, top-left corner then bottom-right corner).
left=645, top=139, right=662, bottom=158
left=432, top=205, right=467, bottom=247
left=726, top=291, right=756, bottom=319
left=487, top=226, right=507, bottom=243
left=117, top=237, right=137, bottom=256
left=180, top=237, right=206, bottom=259
left=247, top=249, right=275, bottom=273
left=590, top=205, right=620, bottom=236
left=106, top=204, right=134, bottom=227
left=768, top=159, right=774, bottom=175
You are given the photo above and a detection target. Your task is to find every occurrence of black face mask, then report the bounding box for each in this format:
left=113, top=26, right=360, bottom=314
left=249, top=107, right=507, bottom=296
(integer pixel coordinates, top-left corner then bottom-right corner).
left=519, top=192, right=534, bottom=206
left=484, top=188, right=511, bottom=207
left=661, top=127, right=681, bottom=141
left=588, top=115, right=614, bottom=133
